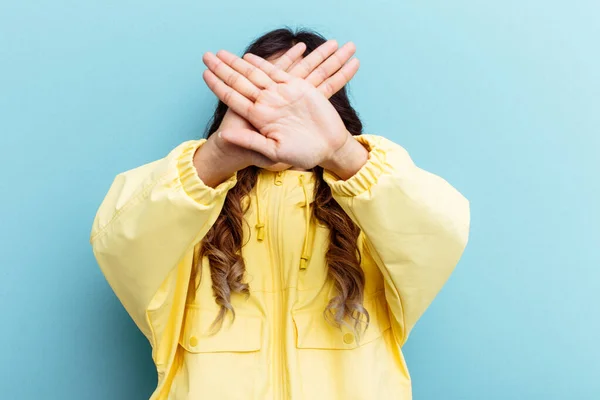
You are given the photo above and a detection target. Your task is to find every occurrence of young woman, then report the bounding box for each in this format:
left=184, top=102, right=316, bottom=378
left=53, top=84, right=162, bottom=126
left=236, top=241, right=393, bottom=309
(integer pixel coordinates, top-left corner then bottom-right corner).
left=91, top=28, right=470, bottom=400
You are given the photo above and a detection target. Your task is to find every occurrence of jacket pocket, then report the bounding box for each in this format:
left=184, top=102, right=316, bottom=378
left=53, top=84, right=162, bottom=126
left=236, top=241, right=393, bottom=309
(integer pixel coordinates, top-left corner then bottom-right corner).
left=179, top=305, right=263, bottom=352
left=172, top=306, right=264, bottom=399
left=292, top=291, right=391, bottom=350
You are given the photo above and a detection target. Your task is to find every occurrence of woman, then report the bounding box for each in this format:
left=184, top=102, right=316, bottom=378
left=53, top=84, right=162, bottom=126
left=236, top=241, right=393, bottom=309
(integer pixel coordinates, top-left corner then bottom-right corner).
left=91, top=28, right=470, bottom=400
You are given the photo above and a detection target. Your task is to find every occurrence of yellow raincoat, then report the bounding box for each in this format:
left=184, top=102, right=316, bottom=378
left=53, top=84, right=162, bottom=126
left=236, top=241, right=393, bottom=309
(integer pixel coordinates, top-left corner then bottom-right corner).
left=90, top=134, right=470, bottom=399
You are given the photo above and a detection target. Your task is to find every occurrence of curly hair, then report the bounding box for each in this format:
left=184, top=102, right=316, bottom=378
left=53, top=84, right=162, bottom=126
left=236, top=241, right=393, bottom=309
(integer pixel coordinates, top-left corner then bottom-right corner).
left=199, top=27, right=367, bottom=333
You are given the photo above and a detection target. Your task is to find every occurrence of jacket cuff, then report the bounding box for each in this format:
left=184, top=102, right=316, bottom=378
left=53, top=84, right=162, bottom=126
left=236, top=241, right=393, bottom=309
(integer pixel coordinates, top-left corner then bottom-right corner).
left=176, top=140, right=237, bottom=205
left=323, top=134, right=388, bottom=197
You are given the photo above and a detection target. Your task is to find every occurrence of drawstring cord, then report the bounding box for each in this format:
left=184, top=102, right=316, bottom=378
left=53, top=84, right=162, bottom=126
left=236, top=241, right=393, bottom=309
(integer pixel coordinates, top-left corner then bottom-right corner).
left=255, top=170, right=312, bottom=270
left=255, top=175, right=265, bottom=242
left=298, top=175, right=310, bottom=270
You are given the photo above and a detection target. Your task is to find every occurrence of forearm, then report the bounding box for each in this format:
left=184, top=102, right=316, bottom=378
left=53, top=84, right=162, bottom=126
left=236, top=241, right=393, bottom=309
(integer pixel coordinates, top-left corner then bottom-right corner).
left=193, top=137, right=242, bottom=188
left=91, top=140, right=238, bottom=338
left=320, top=132, right=369, bottom=180
left=323, top=134, right=470, bottom=342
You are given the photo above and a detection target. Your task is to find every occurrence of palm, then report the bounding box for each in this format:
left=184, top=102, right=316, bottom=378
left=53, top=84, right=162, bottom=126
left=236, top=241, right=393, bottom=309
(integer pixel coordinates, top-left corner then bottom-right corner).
left=247, top=78, right=347, bottom=168
left=202, top=44, right=360, bottom=170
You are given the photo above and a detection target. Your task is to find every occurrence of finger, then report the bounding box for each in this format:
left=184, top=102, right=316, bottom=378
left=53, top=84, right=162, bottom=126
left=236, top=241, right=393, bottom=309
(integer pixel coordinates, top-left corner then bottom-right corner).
left=288, top=39, right=338, bottom=79
left=219, top=128, right=278, bottom=160
left=203, top=52, right=263, bottom=100
left=203, top=69, right=252, bottom=119
left=271, top=42, right=307, bottom=71
left=306, top=41, right=356, bottom=88
left=318, top=57, right=360, bottom=99
left=215, top=49, right=277, bottom=90
left=240, top=53, right=291, bottom=84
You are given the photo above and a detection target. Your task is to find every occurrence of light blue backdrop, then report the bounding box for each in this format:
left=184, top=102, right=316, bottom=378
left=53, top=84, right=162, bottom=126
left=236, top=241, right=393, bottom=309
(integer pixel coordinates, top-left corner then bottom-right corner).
left=1, top=1, right=598, bottom=399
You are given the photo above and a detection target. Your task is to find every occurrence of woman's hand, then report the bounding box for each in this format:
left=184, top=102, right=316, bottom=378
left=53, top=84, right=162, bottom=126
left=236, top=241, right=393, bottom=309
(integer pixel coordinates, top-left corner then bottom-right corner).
left=204, top=44, right=367, bottom=179
left=195, top=41, right=363, bottom=186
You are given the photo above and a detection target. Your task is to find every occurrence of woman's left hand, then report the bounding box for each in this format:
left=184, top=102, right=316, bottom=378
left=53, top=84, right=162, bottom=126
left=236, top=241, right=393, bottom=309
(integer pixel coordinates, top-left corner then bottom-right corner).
left=202, top=49, right=368, bottom=177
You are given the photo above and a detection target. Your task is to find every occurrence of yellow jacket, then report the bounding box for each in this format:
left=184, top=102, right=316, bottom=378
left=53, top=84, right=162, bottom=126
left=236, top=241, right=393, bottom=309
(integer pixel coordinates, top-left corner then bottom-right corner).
left=90, top=134, right=470, bottom=400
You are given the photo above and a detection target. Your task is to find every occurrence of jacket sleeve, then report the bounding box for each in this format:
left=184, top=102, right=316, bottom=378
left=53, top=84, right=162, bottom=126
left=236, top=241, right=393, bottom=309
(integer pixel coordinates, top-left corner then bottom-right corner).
left=323, top=134, right=470, bottom=345
left=90, top=139, right=237, bottom=344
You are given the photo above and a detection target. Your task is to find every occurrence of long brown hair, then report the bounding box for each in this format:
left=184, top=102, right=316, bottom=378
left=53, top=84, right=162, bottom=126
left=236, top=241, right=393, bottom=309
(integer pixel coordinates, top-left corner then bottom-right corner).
left=199, top=27, right=368, bottom=333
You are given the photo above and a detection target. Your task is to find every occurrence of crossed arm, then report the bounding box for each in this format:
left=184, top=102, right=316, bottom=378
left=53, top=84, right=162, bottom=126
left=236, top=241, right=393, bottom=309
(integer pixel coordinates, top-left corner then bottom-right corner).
left=194, top=40, right=369, bottom=188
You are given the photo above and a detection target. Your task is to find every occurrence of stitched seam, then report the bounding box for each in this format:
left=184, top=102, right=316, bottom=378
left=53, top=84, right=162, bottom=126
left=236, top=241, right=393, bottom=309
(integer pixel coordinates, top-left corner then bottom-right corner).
left=350, top=205, right=408, bottom=341
left=90, top=170, right=173, bottom=243
left=362, top=235, right=408, bottom=345
left=146, top=309, right=159, bottom=363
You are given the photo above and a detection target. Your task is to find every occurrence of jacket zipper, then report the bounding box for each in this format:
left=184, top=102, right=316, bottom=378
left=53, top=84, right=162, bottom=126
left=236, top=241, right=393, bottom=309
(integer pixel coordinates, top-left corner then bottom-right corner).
left=272, top=170, right=286, bottom=399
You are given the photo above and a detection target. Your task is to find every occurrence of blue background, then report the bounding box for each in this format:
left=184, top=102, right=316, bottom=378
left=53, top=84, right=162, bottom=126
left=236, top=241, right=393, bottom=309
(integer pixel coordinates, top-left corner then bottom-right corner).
left=1, top=1, right=598, bottom=399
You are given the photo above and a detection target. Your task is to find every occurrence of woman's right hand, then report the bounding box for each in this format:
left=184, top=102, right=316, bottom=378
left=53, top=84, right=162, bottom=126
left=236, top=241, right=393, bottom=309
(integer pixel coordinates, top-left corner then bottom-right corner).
left=194, top=40, right=360, bottom=187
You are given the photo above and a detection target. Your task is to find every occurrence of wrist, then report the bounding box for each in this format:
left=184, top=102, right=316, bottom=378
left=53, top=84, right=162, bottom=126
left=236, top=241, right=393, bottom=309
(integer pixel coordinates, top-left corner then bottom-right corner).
left=321, top=134, right=369, bottom=180
left=193, top=139, right=241, bottom=188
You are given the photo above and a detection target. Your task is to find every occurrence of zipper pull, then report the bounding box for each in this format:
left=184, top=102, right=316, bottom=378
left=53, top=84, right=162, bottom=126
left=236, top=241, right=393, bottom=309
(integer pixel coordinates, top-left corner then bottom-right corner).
left=274, top=171, right=284, bottom=186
